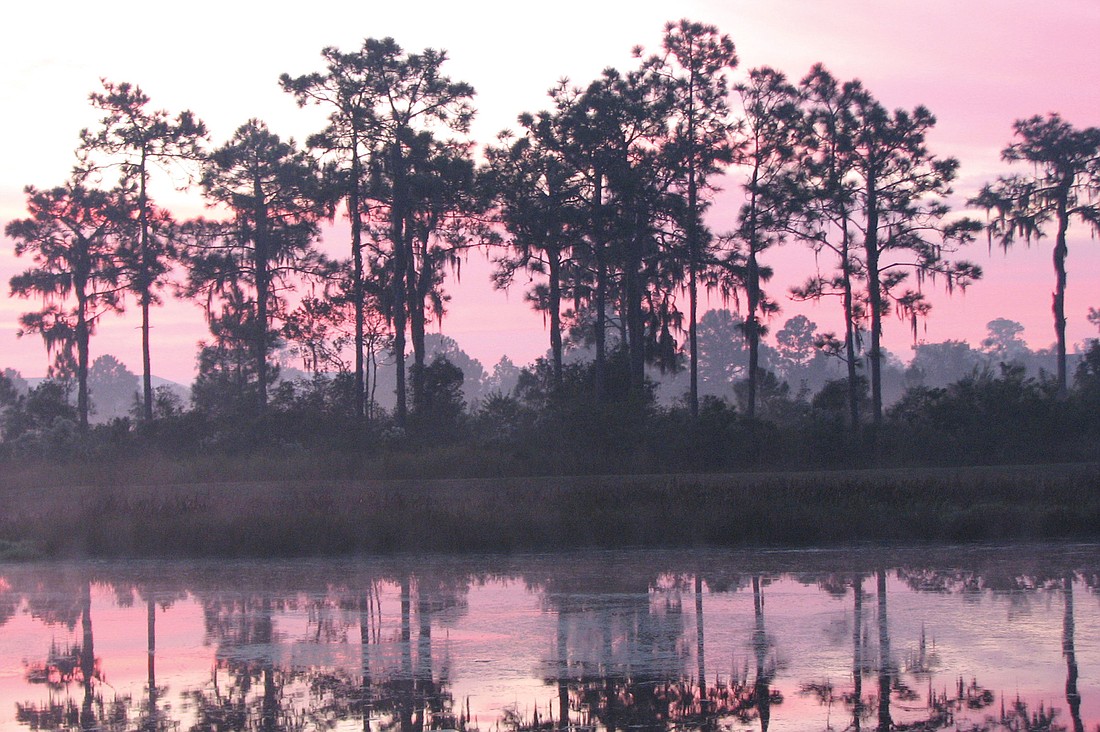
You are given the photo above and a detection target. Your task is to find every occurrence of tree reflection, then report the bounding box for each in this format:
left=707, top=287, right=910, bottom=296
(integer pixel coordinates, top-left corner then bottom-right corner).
left=800, top=571, right=1003, bottom=732
left=123, top=579, right=188, bottom=732
left=536, top=565, right=696, bottom=730
left=16, top=579, right=114, bottom=732
left=876, top=569, right=891, bottom=732
left=695, top=573, right=705, bottom=700
left=534, top=567, right=786, bottom=731
left=752, top=575, right=779, bottom=732
left=1, top=550, right=1098, bottom=732
left=894, top=561, right=1088, bottom=731
left=1063, top=573, right=1083, bottom=732
left=0, top=575, right=17, bottom=628
left=848, top=573, right=870, bottom=731
left=369, top=574, right=462, bottom=731
left=224, top=569, right=471, bottom=732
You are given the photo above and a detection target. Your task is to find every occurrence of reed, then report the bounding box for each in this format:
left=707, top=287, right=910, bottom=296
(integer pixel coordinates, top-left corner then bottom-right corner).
left=0, top=463, right=1096, bottom=558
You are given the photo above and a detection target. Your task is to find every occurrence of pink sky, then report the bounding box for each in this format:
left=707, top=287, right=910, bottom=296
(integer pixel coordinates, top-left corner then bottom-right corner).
left=2, top=0, right=1098, bottom=383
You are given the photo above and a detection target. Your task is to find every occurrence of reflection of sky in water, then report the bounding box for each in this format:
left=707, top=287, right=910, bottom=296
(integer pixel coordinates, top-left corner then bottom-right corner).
left=0, top=546, right=1097, bottom=731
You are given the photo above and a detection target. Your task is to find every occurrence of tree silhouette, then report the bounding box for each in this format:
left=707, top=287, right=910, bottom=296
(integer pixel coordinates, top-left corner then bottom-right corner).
left=7, top=182, right=128, bottom=428
left=87, top=353, right=140, bottom=422
left=788, top=66, right=867, bottom=431
left=849, top=574, right=870, bottom=731
left=77, top=79, right=206, bottom=421
left=401, top=134, right=485, bottom=416
left=561, top=65, right=676, bottom=395
left=725, top=67, right=800, bottom=420
left=281, top=46, right=380, bottom=419
left=282, top=293, right=354, bottom=376
left=409, top=357, right=466, bottom=437
left=17, top=578, right=110, bottom=732
left=548, top=81, right=616, bottom=401
left=694, top=308, right=748, bottom=391
left=774, top=315, right=817, bottom=373
left=981, top=318, right=1030, bottom=364
left=185, top=119, right=332, bottom=411
left=484, top=111, right=584, bottom=390
left=970, top=114, right=1100, bottom=396
left=751, top=576, right=777, bottom=732
left=831, top=75, right=980, bottom=429
left=189, top=287, right=266, bottom=417
left=353, top=37, right=475, bottom=426
left=652, top=19, right=738, bottom=417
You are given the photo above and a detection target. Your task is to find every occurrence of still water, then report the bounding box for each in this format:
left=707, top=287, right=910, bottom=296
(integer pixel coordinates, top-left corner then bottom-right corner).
left=1, top=544, right=1098, bottom=731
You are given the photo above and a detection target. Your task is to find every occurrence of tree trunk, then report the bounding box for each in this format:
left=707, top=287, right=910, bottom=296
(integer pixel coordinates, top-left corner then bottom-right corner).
left=360, top=592, right=374, bottom=729
left=80, top=581, right=95, bottom=729
left=350, top=140, right=366, bottom=419
left=746, top=168, right=762, bottom=421
left=747, top=250, right=761, bottom=421
left=548, top=252, right=563, bottom=388
left=260, top=598, right=277, bottom=732
left=369, top=342, right=379, bottom=421
left=694, top=573, right=705, bottom=691
left=752, top=576, right=770, bottom=732
left=139, top=153, right=154, bottom=422
left=843, top=249, right=861, bottom=431
left=390, top=141, right=408, bottom=426
left=1054, top=191, right=1070, bottom=397
left=147, top=597, right=156, bottom=713
left=688, top=252, right=699, bottom=417
left=626, top=217, right=646, bottom=393
left=409, top=267, right=427, bottom=415
left=416, top=583, right=433, bottom=730
left=832, top=143, right=860, bottom=431
left=76, top=288, right=90, bottom=430
left=593, top=175, right=606, bottom=403
left=687, top=165, right=700, bottom=418
left=864, top=171, right=883, bottom=432
left=556, top=610, right=569, bottom=729
left=253, top=176, right=270, bottom=411
left=141, top=298, right=152, bottom=420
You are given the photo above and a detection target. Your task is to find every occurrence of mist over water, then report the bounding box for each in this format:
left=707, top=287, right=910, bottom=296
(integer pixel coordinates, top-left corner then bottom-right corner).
left=1, top=545, right=1098, bottom=731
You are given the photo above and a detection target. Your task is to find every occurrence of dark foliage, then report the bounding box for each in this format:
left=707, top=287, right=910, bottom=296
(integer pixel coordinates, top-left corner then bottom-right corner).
left=882, top=364, right=1095, bottom=465
left=3, top=351, right=1099, bottom=477
left=3, top=26, right=1098, bottom=558
left=409, top=357, right=467, bottom=440
left=2, top=350, right=1100, bottom=557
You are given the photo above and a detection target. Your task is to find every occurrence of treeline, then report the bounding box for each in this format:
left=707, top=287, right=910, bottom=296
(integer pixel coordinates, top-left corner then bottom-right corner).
left=1, top=330, right=1098, bottom=478
left=4, top=21, right=1100, bottom=472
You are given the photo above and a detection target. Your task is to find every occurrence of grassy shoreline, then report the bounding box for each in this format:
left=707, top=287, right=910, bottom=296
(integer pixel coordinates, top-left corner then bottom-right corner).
left=1, top=462, right=1098, bottom=559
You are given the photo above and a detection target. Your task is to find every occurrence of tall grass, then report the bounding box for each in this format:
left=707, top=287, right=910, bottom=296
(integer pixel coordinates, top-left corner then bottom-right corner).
left=1, top=463, right=1097, bottom=558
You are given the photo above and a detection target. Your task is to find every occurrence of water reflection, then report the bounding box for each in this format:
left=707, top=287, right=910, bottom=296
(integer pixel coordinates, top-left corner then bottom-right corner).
left=0, top=546, right=1097, bottom=731
left=1065, top=573, right=1084, bottom=732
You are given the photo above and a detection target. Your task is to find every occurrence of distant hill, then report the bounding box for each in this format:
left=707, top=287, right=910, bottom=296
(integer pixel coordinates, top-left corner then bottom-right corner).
left=19, top=374, right=190, bottom=423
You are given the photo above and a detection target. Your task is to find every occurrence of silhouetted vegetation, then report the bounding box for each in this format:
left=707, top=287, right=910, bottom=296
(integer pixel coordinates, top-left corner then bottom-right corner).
left=2, top=336, right=1098, bottom=475
left=3, top=21, right=1100, bottom=558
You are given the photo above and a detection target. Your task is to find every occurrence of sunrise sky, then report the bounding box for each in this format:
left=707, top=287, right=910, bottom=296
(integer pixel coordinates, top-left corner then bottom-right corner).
left=2, top=0, right=1098, bottom=384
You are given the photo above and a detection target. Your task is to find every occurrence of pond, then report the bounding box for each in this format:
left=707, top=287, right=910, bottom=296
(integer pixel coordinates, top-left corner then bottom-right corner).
left=0, top=544, right=1097, bottom=731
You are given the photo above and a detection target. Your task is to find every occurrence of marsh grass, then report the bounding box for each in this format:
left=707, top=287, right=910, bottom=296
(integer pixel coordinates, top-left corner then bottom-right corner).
left=1, top=463, right=1097, bottom=558
left=0, top=539, right=43, bottom=560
